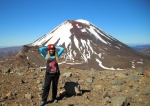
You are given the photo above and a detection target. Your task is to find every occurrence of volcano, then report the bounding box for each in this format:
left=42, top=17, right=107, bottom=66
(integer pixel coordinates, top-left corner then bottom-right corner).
left=30, top=19, right=149, bottom=70
left=1, top=19, right=149, bottom=71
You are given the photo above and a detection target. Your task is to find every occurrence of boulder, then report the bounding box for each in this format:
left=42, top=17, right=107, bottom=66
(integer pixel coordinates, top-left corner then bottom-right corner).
left=62, top=72, right=72, bottom=78
left=111, top=96, right=129, bottom=106
left=86, top=77, right=93, bottom=83
left=127, top=74, right=139, bottom=82
left=64, top=82, right=82, bottom=96
left=136, top=67, right=144, bottom=75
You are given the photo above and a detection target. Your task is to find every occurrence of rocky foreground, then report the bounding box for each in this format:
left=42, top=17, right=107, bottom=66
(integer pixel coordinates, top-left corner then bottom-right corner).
left=0, top=67, right=150, bottom=106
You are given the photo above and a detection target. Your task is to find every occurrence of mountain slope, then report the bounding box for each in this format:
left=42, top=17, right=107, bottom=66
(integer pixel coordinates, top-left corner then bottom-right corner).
left=139, top=48, right=150, bottom=57
left=31, top=19, right=149, bottom=70
left=132, top=45, right=150, bottom=51
left=0, top=19, right=149, bottom=70
left=0, top=46, right=22, bottom=58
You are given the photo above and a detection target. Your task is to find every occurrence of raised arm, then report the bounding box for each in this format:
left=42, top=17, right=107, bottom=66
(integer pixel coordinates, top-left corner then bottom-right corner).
left=55, top=46, right=64, bottom=57
left=39, top=46, right=48, bottom=59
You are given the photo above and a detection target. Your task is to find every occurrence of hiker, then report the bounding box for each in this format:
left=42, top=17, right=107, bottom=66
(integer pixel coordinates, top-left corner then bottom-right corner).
left=39, top=44, right=64, bottom=106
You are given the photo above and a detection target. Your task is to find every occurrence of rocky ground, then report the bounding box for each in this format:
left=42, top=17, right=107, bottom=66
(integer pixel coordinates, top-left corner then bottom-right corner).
left=0, top=67, right=150, bottom=106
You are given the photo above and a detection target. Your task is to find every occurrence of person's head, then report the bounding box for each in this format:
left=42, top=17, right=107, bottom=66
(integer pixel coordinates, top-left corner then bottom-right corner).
left=48, top=44, right=55, bottom=55
left=46, top=44, right=59, bottom=62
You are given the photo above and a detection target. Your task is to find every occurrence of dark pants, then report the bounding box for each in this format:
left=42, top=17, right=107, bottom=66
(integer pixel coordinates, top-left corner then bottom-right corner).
left=42, top=73, right=59, bottom=102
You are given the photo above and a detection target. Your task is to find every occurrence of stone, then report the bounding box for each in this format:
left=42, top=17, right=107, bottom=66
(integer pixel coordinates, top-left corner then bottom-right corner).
left=0, top=98, right=4, bottom=102
left=2, top=96, right=8, bottom=100
left=78, top=79, right=85, bottom=85
left=61, top=79, right=66, bottom=84
left=4, top=68, right=11, bottom=73
left=62, top=72, right=72, bottom=78
left=38, top=83, right=43, bottom=88
left=36, top=79, right=42, bottom=84
left=59, top=89, right=66, bottom=96
left=25, top=93, right=32, bottom=99
left=64, top=82, right=80, bottom=96
left=139, top=79, right=144, bottom=84
left=68, top=104, right=74, bottom=106
left=111, top=96, right=128, bottom=106
left=100, top=74, right=107, bottom=79
left=17, top=72, right=24, bottom=76
left=38, top=93, right=42, bottom=98
left=1, top=102, right=5, bottom=105
left=103, top=97, right=111, bottom=105
left=21, top=80, right=26, bottom=84
left=86, top=77, right=93, bottom=83
left=136, top=67, right=144, bottom=75
left=8, top=96, right=14, bottom=100
left=107, top=76, right=115, bottom=79
left=94, top=84, right=103, bottom=91
left=12, top=92, right=17, bottom=96
left=128, top=83, right=134, bottom=88
left=1, top=80, right=5, bottom=83
left=83, top=94, right=89, bottom=99
left=135, top=88, right=140, bottom=92
left=139, top=98, right=142, bottom=102
left=16, top=66, right=28, bottom=71
left=115, top=73, right=127, bottom=78
left=127, top=74, right=139, bottom=82
left=75, top=85, right=82, bottom=95
left=33, top=75, right=37, bottom=79
left=112, top=79, right=122, bottom=85
left=102, top=92, right=111, bottom=98
left=39, top=87, right=43, bottom=91
left=86, top=86, right=93, bottom=91
left=6, top=92, right=12, bottom=97
left=112, top=85, right=122, bottom=92
left=142, top=91, right=150, bottom=95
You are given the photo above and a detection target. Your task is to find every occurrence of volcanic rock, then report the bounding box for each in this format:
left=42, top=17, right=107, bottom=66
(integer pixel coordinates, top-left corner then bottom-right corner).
left=25, top=93, right=32, bottom=99
left=136, top=67, right=144, bottom=75
left=111, top=96, right=129, bottom=106
left=62, top=72, right=72, bottom=78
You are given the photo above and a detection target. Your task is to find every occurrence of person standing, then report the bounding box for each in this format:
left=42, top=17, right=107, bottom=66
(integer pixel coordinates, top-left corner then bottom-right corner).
left=39, top=44, right=64, bottom=106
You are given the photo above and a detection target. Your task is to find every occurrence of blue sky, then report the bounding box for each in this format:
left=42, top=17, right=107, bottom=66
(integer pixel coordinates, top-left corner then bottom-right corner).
left=0, top=0, right=150, bottom=46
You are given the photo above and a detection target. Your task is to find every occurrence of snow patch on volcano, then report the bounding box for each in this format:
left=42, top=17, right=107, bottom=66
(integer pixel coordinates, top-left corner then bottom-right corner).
left=96, top=58, right=115, bottom=70
left=74, top=36, right=79, bottom=49
left=32, top=21, right=73, bottom=48
left=76, top=19, right=91, bottom=25
left=87, top=26, right=108, bottom=44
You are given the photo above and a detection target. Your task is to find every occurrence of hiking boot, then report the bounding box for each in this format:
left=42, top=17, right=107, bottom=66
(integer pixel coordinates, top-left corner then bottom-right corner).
left=40, top=101, right=45, bottom=106
left=53, top=99, right=58, bottom=103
